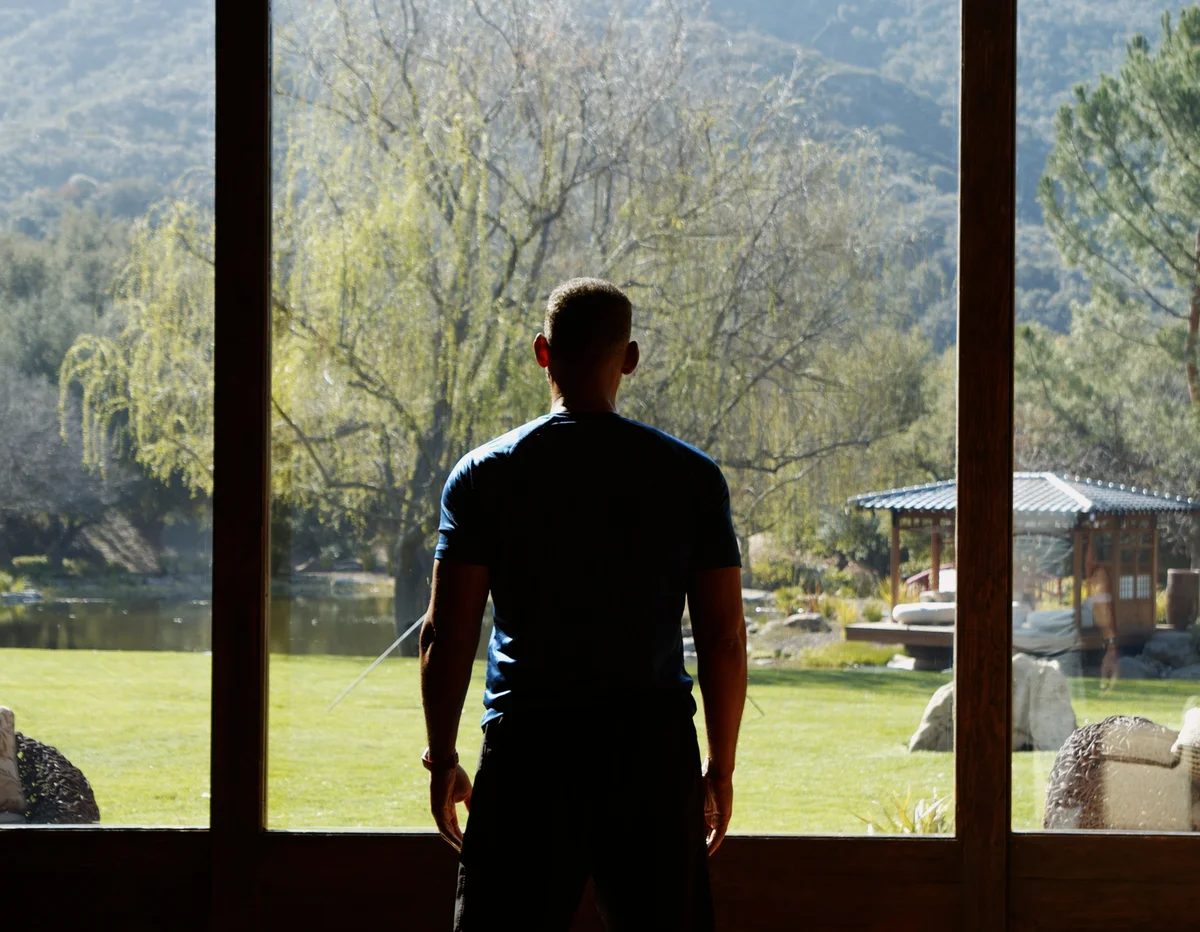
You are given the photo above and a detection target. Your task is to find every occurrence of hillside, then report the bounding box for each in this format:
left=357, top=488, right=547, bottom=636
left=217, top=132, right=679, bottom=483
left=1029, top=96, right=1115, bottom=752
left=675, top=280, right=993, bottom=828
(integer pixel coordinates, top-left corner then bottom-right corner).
left=0, top=0, right=1188, bottom=333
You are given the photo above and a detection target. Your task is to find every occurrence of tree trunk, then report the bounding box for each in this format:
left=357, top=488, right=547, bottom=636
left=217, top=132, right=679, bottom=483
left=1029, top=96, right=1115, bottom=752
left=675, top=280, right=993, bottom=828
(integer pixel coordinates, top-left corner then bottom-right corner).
left=739, top=533, right=752, bottom=587
left=394, top=532, right=433, bottom=657
left=47, top=518, right=86, bottom=570
left=1187, top=226, right=1200, bottom=407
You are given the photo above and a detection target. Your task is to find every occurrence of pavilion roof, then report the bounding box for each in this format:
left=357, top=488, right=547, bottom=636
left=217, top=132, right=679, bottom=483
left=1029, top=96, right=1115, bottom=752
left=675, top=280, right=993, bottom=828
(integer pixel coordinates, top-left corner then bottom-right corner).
left=849, top=472, right=1199, bottom=516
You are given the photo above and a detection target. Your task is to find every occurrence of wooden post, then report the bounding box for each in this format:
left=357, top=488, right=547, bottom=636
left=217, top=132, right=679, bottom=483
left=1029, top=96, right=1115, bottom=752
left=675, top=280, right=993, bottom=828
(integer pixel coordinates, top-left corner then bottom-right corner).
left=1072, top=529, right=1084, bottom=636
left=890, top=515, right=901, bottom=610
left=931, top=521, right=942, bottom=592
left=1151, top=514, right=1159, bottom=625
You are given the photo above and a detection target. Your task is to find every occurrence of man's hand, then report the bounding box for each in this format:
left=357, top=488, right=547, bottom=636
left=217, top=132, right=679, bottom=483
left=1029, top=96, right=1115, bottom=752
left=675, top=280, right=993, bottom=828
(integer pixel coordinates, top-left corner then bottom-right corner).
left=1101, top=644, right=1120, bottom=690
left=702, top=761, right=732, bottom=856
left=430, top=763, right=473, bottom=852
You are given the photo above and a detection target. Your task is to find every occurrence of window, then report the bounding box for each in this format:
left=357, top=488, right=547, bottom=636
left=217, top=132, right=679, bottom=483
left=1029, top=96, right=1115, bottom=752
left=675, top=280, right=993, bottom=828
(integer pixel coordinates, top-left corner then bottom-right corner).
left=265, top=0, right=960, bottom=834
left=1013, top=0, right=1200, bottom=835
left=0, top=0, right=215, bottom=827
left=14, top=1, right=1200, bottom=929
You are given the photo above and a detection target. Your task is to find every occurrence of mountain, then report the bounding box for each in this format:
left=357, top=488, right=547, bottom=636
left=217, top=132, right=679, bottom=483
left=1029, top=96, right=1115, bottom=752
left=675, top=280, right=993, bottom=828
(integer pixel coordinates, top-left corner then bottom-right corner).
left=0, top=0, right=1187, bottom=332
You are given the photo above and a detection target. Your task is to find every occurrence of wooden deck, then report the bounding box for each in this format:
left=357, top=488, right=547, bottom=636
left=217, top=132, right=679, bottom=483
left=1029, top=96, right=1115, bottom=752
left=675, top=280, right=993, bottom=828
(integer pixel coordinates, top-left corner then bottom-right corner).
left=844, top=622, right=1164, bottom=652
left=845, top=621, right=954, bottom=648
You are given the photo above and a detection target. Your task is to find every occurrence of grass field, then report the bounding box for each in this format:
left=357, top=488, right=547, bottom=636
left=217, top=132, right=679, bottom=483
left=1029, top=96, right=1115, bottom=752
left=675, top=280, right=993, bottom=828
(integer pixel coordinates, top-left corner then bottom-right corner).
left=4, top=648, right=1199, bottom=833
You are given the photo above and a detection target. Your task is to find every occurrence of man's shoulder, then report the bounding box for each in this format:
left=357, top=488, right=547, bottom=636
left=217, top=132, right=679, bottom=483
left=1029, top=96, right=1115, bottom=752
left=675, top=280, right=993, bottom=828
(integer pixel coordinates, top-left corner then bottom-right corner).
left=619, top=418, right=723, bottom=475
left=447, top=415, right=556, bottom=481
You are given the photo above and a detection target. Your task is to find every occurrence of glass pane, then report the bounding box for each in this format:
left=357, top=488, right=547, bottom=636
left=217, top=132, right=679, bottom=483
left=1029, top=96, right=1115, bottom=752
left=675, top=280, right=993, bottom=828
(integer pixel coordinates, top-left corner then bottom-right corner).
left=1137, top=575, right=1152, bottom=600
left=266, top=0, right=959, bottom=835
left=1013, top=2, right=1200, bottom=832
left=1, top=2, right=215, bottom=826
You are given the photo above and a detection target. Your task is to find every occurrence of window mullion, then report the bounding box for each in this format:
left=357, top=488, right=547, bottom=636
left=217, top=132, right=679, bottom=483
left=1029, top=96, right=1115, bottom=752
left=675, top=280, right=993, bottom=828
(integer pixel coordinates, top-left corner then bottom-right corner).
left=955, top=0, right=1018, bottom=929
left=211, top=0, right=273, bottom=924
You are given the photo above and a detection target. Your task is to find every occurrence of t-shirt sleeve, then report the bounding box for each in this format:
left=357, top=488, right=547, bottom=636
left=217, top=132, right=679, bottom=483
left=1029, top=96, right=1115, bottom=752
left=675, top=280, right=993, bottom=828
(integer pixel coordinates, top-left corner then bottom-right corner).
left=434, top=459, right=489, bottom=565
left=690, top=461, right=742, bottom=571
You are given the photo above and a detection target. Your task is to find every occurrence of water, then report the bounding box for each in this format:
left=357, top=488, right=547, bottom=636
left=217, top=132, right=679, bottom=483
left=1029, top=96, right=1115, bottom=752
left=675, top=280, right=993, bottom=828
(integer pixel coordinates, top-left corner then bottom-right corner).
left=0, top=594, right=409, bottom=656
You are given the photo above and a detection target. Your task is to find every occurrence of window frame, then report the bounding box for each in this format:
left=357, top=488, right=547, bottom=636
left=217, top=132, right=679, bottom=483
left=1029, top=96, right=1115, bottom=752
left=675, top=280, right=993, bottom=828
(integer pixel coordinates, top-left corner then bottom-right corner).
left=10, top=2, right=1194, bottom=929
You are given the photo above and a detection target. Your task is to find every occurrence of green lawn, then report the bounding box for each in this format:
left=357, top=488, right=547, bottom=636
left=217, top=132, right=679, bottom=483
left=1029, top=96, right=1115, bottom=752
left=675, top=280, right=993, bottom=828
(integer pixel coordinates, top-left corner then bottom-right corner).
left=4, top=648, right=1198, bottom=832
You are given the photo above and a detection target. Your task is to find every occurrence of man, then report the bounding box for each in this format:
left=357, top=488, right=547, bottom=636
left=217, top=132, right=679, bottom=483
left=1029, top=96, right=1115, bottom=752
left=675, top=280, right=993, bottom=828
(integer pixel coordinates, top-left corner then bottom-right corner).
left=419, top=277, right=747, bottom=931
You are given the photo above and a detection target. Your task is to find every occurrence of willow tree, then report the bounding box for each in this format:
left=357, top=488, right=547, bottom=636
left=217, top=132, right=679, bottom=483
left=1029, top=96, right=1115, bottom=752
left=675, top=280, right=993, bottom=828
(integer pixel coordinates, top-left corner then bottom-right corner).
left=62, top=0, right=933, bottom=633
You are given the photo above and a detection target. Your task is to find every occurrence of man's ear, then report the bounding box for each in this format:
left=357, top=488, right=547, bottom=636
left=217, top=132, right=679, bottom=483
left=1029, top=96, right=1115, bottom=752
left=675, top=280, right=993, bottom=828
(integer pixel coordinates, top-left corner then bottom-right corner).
left=621, top=340, right=640, bottom=376
left=534, top=333, right=551, bottom=370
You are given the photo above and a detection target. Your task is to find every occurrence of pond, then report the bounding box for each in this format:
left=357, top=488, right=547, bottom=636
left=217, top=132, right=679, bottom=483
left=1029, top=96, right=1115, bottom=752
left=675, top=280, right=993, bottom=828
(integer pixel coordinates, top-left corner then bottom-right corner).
left=0, top=594, right=417, bottom=656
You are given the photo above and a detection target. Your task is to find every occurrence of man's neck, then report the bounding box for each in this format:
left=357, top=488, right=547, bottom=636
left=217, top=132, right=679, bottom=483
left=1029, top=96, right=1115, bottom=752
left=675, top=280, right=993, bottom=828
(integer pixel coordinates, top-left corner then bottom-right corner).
left=549, top=391, right=617, bottom=415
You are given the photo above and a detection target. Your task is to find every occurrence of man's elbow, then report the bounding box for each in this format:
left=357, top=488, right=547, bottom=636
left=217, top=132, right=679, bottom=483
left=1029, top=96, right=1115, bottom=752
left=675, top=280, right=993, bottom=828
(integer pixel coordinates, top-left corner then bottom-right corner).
left=418, top=618, right=437, bottom=660
left=695, top=628, right=747, bottom=661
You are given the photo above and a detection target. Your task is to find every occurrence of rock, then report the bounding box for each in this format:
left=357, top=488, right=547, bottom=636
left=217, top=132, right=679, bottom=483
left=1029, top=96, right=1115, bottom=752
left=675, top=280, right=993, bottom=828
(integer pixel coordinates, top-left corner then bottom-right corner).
left=1012, top=652, right=1077, bottom=752
left=908, top=681, right=955, bottom=752
left=1141, top=631, right=1196, bottom=669
left=0, top=707, right=24, bottom=821
left=1044, top=715, right=1190, bottom=831
left=781, top=612, right=829, bottom=633
left=1168, top=664, right=1200, bottom=680
left=910, top=653, right=1076, bottom=754
left=1118, top=655, right=1162, bottom=679
left=887, top=654, right=917, bottom=671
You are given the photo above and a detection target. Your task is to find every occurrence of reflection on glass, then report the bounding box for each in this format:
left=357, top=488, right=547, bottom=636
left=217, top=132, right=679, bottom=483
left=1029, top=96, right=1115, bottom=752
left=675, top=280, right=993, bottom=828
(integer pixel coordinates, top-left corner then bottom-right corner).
left=0, top=1, right=215, bottom=826
left=266, top=0, right=959, bottom=832
left=1013, top=2, right=1200, bottom=831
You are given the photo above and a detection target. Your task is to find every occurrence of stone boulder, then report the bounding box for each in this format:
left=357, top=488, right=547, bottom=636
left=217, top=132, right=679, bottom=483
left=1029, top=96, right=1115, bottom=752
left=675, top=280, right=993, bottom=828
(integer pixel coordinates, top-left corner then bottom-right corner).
left=1012, top=653, right=1077, bottom=752
left=781, top=612, right=829, bottom=633
left=1044, top=715, right=1190, bottom=831
left=908, top=681, right=955, bottom=752
left=908, top=653, right=1076, bottom=753
left=0, top=707, right=23, bottom=823
left=1142, top=630, right=1196, bottom=669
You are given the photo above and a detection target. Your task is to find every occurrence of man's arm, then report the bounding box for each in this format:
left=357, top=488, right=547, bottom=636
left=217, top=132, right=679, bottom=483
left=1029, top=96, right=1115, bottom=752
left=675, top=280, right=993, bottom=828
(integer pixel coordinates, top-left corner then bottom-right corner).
left=687, top=565, right=747, bottom=855
left=419, top=558, right=490, bottom=850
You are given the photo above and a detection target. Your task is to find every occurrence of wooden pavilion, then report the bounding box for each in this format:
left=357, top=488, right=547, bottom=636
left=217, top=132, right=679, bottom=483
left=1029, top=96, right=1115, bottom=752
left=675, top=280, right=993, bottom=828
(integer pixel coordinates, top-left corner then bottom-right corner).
left=844, top=472, right=1200, bottom=654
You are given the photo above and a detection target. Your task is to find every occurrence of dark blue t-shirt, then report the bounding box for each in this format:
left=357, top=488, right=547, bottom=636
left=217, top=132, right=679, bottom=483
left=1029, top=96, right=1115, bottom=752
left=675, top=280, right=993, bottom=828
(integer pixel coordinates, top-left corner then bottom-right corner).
left=435, top=411, right=741, bottom=727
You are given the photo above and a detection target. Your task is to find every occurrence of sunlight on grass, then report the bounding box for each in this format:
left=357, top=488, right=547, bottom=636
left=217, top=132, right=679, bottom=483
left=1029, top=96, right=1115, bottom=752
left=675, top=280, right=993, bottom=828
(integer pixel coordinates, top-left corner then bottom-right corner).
left=8, top=648, right=1199, bottom=834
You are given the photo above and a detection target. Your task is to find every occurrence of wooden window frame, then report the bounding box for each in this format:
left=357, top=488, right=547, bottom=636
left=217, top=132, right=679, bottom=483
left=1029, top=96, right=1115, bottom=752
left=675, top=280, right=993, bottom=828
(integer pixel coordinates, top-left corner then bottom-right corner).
left=10, top=1, right=1195, bottom=929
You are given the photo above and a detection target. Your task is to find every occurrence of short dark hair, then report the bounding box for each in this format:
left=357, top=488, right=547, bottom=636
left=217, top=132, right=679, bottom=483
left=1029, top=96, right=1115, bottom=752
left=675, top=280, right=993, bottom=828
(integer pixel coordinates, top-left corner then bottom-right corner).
left=544, top=278, right=632, bottom=363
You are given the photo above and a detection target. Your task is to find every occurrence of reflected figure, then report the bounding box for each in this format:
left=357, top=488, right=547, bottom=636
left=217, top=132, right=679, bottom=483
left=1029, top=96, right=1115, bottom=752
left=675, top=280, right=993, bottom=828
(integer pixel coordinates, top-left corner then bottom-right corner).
left=419, top=278, right=747, bottom=931
left=1086, top=548, right=1119, bottom=686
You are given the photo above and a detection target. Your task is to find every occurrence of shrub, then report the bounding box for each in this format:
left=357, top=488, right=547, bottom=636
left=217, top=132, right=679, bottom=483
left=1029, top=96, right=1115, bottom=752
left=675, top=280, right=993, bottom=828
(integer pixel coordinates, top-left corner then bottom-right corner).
left=862, top=602, right=885, bottom=624
left=12, top=554, right=49, bottom=569
left=823, top=566, right=879, bottom=599
left=823, top=596, right=859, bottom=626
left=875, top=577, right=894, bottom=604
left=750, top=559, right=800, bottom=590
left=774, top=585, right=818, bottom=616
left=856, top=789, right=953, bottom=835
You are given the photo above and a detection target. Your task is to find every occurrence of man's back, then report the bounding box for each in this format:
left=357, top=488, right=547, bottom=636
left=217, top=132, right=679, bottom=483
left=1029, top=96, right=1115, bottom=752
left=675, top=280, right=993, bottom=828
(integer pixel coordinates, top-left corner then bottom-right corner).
left=436, top=410, right=741, bottom=724
left=420, top=278, right=746, bottom=931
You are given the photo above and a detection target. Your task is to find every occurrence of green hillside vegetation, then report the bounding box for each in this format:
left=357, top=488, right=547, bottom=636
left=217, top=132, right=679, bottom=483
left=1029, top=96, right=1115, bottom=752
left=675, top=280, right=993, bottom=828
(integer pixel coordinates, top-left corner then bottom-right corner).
left=0, top=0, right=1196, bottom=587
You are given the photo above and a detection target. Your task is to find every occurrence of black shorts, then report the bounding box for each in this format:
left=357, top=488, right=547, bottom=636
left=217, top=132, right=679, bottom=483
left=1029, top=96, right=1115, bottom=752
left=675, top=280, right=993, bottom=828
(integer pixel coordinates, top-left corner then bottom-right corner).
left=454, top=707, right=715, bottom=932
